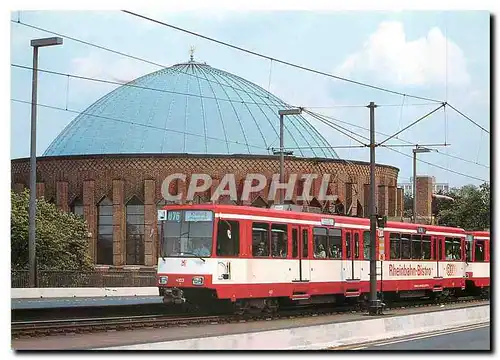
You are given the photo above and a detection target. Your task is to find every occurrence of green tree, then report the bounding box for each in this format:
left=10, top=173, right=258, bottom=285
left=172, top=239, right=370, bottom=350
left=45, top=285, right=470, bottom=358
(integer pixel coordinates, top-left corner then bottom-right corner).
left=403, top=193, right=413, bottom=218
left=435, top=182, right=490, bottom=230
left=11, top=189, right=93, bottom=270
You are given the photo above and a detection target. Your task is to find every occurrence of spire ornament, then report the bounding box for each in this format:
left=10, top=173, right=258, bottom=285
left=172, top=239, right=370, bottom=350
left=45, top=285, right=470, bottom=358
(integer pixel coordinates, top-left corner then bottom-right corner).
left=189, top=46, right=196, bottom=62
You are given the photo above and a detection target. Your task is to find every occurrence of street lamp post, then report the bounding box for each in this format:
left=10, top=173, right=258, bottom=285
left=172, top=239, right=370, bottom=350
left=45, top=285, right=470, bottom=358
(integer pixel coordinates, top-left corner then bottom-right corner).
left=277, top=108, right=302, bottom=204
left=412, top=146, right=431, bottom=224
left=29, top=37, right=63, bottom=288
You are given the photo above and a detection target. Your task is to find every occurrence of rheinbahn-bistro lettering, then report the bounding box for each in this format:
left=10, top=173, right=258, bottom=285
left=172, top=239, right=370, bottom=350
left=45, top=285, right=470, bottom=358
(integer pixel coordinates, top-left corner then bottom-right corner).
left=388, top=264, right=433, bottom=277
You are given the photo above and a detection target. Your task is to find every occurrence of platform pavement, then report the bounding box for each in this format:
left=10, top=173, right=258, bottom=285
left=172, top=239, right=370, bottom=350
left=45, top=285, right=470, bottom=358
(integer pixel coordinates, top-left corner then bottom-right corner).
left=11, top=287, right=161, bottom=309
left=358, top=324, right=490, bottom=350
left=11, top=286, right=159, bottom=299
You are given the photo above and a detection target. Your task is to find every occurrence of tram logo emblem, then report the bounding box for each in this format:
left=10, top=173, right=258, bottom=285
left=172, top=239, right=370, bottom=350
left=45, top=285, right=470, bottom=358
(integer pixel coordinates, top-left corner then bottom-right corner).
left=181, top=260, right=187, bottom=267
left=446, top=264, right=457, bottom=276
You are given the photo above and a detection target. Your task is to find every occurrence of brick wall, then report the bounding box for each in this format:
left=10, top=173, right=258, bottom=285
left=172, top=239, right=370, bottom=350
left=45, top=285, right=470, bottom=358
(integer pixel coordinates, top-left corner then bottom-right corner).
left=416, top=176, right=433, bottom=224
left=396, top=187, right=404, bottom=218
left=56, top=181, right=69, bottom=213
left=11, top=154, right=400, bottom=266
left=387, top=186, right=396, bottom=217
left=83, top=180, right=96, bottom=260
left=112, top=180, right=125, bottom=266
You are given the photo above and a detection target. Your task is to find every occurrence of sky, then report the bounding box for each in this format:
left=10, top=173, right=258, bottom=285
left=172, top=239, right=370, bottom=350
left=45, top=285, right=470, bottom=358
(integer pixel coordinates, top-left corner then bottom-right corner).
left=9, top=10, right=490, bottom=188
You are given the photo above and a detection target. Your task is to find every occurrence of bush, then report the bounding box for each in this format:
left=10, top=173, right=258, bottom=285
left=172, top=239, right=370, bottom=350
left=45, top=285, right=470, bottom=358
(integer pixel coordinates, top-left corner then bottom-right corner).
left=11, top=189, right=93, bottom=271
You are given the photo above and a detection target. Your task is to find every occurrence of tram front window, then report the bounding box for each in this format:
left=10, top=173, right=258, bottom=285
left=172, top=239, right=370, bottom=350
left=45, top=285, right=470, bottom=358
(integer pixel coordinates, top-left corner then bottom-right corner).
left=161, top=210, right=214, bottom=258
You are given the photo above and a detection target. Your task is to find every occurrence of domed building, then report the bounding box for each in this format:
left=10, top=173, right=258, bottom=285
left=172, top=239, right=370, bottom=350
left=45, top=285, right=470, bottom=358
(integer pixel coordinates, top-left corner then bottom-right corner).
left=11, top=56, right=404, bottom=268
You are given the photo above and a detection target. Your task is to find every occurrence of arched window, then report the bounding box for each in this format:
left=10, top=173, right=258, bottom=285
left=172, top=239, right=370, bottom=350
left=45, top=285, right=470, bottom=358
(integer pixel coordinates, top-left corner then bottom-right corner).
left=126, top=196, right=145, bottom=265
left=70, top=198, right=84, bottom=218
left=97, top=197, right=113, bottom=265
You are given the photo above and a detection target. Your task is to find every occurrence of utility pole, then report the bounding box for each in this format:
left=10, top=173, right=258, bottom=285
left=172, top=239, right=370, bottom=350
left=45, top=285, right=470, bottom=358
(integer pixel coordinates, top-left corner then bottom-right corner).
left=368, top=101, right=380, bottom=315
left=29, top=37, right=63, bottom=288
left=277, top=108, right=302, bottom=204
left=279, top=112, right=284, bottom=204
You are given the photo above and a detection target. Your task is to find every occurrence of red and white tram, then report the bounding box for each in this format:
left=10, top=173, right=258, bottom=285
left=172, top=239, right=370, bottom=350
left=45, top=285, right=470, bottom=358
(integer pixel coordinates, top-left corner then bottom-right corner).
left=156, top=204, right=488, bottom=313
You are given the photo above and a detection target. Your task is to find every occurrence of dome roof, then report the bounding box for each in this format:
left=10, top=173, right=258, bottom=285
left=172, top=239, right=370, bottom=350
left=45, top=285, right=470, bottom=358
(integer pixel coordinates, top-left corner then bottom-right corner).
left=44, top=58, right=338, bottom=159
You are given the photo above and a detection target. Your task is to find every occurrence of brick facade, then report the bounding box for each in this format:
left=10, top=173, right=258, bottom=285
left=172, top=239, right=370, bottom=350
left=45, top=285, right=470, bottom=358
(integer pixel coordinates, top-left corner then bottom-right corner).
left=387, top=186, right=396, bottom=217
left=83, top=180, right=96, bottom=260
left=11, top=154, right=404, bottom=267
left=416, top=176, right=433, bottom=224
left=56, top=181, right=69, bottom=213
left=396, top=187, right=404, bottom=219
left=112, top=179, right=125, bottom=266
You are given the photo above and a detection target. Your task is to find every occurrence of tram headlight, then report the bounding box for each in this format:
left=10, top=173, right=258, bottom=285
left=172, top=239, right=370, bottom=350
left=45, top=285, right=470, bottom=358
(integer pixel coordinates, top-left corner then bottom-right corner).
left=192, top=276, right=204, bottom=286
left=159, top=276, right=168, bottom=285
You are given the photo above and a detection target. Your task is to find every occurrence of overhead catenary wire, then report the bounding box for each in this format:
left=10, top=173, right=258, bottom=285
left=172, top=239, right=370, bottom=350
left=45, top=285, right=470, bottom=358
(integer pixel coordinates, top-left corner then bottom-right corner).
left=299, top=102, right=438, bottom=109
left=10, top=20, right=287, bottom=105
left=304, top=108, right=490, bottom=169
left=11, top=98, right=268, bottom=151
left=121, top=10, right=443, bottom=104
left=305, top=109, right=488, bottom=183
left=10, top=21, right=440, bottom=111
left=436, top=148, right=489, bottom=169
left=122, top=11, right=490, bottom=136
left=11, top=17, right=489, bottom=175
left=303, top=109, right=368, bottom=146
left=447, top=103, right=489, bottom=134
left=385, top=146, right=487, bottom=183
left=13, top=17, right=488, bottom=136
left=12, top=95, right=487, bottom=183
left=377, top=103, right=446, bottom=146
left=11, top=63, right=287, bottom=108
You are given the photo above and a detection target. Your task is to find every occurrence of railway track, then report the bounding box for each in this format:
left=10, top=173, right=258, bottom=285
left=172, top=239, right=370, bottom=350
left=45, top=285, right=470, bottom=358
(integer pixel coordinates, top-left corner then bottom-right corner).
left=11, top=296, right=488, bottom=338
left=11, top=313, right=223, bottom=337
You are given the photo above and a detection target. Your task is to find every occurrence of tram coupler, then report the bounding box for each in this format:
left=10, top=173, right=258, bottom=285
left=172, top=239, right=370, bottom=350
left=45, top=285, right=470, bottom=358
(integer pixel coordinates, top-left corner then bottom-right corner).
left=161, top=288, right=187, bottom=305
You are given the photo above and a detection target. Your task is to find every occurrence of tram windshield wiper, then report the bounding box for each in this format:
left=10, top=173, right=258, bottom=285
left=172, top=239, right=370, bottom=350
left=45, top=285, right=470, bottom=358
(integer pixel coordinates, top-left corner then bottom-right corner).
left=179, top=252, right=206, bottom=263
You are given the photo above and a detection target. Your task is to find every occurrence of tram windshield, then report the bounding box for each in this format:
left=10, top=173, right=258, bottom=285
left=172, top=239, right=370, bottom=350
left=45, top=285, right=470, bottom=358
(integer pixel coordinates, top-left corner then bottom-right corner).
left=160, top=210, right=214, bottom=258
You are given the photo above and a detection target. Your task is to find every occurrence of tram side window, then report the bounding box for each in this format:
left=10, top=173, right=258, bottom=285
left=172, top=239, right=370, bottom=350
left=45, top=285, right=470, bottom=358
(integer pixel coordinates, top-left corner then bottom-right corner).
left=453, top=238, right=462, bottom=261
left=271, top=224, right=288, bottom=258
left=252, top=222, right=270, bottom=257
left=401, top=235, right=411, bottom=259
left=354, top=233, right=360, bottom=259
left=422, top=236, right=431, bottom=260
left=445, top=237, right=461, bottom=260
left=329, top=228, right=342, bottom=259
left=313, top=227, right=328, bottom=258
left=445, top=237, right=453, bottom=260
left=390, top=233, right=401, bottom=260
left=292, top=228, right=298, bottom=258
left=345, top=232, right=351, bottom=258
left=475, top=240, right=485, bottom=262
left=363, top=231, right=371, bottom=260
left=411, top=235, right=422, bottom=260
left=466, top=239, right=473, bottom=262
left=302, top=229, right=309, bottom=258
left=216, top=220, right=240, bottom=256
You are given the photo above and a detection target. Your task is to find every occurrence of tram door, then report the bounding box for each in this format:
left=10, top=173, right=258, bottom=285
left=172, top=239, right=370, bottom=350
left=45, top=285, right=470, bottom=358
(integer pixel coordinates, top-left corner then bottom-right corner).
left=434, top=236, right=443, bottom=278
left=291, top=226, right=310, bottom=282
left=343, top=230, right=361, bottom=281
